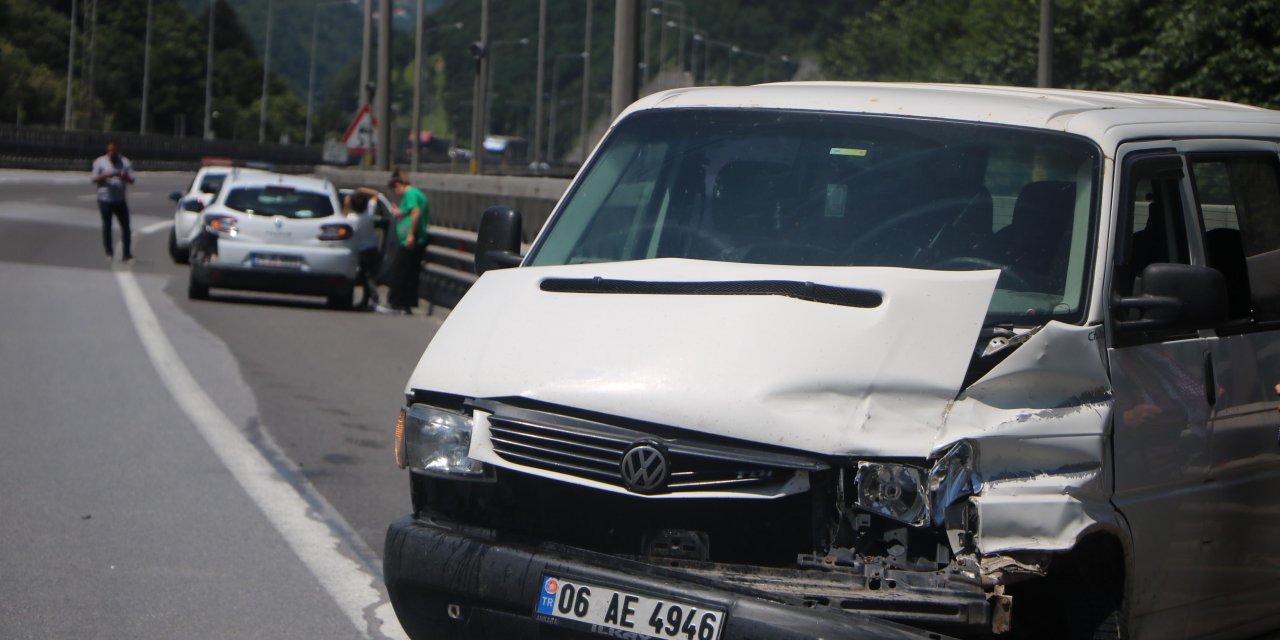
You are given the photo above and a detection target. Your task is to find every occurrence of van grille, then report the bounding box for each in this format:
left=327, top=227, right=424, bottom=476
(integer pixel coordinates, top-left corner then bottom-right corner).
left=481, top=403, right=825, bottom=495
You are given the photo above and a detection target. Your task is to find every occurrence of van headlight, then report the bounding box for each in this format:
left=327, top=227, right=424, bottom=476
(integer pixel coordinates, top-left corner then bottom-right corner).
left=856, top=462, right=930, bottom=526
left=395, top=404, right=490, bottom=479
left=854, top=441, right=981, bottom=527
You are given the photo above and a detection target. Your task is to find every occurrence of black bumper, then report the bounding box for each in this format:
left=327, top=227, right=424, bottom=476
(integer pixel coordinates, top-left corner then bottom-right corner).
left=192, top=264, right=353, bottom=297
left=384, top=515, right=954, bottom=640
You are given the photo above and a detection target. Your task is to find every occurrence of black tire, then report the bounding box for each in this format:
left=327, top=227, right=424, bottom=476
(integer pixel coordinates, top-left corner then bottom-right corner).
left=188, top=272, right=209, bottom=300
left=327, top=286, right=354, bottom=310
left=168, top=226, right=190, bottom=264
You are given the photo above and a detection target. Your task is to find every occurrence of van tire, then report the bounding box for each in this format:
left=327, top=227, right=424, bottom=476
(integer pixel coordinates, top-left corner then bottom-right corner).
left=1009, top=536, right=1127, bottom=640
left=168, top=227, right=190, bottom=264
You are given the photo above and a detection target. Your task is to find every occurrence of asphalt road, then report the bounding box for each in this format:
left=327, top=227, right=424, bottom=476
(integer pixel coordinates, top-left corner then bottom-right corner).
left=0, top=169, right=439, bottom=639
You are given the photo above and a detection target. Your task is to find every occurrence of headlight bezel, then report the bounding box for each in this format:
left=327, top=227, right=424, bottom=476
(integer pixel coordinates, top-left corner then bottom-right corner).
left=398, top=403, right=493, bottom=481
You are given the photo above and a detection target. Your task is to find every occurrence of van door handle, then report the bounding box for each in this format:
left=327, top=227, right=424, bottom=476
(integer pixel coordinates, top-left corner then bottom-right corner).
left=1204, top=352, right=1217, bottom=406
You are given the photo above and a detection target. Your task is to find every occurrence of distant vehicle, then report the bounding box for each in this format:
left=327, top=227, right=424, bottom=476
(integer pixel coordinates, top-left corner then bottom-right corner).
left=402, top=131, right=452, bottom=164
left=482, top=135, right=528, bottom=163
left=187, top=171, right=365, bottom=309
left=448, top=147, right=472, bottom=162
left=167, top=164, right=254, bottom=264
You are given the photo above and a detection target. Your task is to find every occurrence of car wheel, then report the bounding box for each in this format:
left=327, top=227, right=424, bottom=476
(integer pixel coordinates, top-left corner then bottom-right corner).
left=168, top=227, right=190, bottom=264
left=188, top=272, right=209, bottom=300
left=327, top=286, right=354, bottom=310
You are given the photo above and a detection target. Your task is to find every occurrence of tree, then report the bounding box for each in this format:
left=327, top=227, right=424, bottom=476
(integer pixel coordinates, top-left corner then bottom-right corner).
left=823, top=0, right=1280, bottom=109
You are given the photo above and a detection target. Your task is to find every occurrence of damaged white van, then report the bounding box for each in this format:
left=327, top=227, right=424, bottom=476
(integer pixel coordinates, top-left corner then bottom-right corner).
left=384, top=83, right=1280, bottom=640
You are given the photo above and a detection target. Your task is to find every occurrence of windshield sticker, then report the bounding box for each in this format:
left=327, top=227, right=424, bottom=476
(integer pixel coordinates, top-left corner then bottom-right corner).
left=829, top=147, right=868, bottom=157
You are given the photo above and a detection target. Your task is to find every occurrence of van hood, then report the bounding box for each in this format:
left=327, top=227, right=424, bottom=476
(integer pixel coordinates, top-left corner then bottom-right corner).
left=407, top=259, right=998, bottom=457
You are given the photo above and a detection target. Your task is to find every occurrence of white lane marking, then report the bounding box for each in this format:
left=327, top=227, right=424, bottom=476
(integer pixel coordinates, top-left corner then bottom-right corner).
left=139, top=220, right=171, bottom=235
left=113, top=269, right=408, bottom=640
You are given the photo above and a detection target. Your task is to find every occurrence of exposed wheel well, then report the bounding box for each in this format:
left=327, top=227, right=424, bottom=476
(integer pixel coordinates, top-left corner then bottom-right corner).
left=1005, top=534, right=1127, bottom=639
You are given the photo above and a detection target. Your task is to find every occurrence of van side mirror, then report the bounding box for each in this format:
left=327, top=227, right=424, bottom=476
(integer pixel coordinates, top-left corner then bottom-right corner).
left=169, top=191, right=183, bottom=203
left=475, top=205, right=523, bottom=276
left=1113, top=263, right=1228, bottom=332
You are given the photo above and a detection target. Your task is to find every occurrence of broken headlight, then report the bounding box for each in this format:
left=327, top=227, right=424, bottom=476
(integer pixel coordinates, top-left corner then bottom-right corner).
left=856, top=462, right=930, bottom=526
left=398, top=404, right=490, bottom=480
left=854, top=441, right=981, bottom=528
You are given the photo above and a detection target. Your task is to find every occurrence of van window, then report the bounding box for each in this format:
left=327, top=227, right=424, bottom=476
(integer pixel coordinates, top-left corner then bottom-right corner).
left=1189, top=154, right=1280, bottom=322
left=529, top=109, right=1101, bottom=325
left=1113, top=156, right=1190, bottom=300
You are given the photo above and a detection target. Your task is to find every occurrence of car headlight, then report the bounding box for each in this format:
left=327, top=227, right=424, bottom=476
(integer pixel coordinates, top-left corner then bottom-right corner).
left=854, top=441, right=981, bottom=528
left=855, top=462, right=930, bottom=526
left=395, top=404, right=489, bottom=479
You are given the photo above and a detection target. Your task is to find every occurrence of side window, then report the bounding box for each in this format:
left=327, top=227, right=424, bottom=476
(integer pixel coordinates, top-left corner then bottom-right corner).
left=1189, top=154, right=1280, bottom=323
left=1114, top=155, right=1190, bottom=300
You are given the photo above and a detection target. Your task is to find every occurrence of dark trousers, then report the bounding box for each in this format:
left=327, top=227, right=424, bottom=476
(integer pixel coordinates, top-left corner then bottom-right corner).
left=388, top=242, right=425, bottom=309
left=98, top=200, right=132, bottom=258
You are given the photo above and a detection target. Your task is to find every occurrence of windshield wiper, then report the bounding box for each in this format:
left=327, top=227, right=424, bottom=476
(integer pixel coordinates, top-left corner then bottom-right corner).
left=540, top=277, right=882, bottom=309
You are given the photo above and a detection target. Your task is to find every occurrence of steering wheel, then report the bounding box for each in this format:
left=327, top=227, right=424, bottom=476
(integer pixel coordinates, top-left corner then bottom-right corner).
left=930, top=256, right=1035, bottom=291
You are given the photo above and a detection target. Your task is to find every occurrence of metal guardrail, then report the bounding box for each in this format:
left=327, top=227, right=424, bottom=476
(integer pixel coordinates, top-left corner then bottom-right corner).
left=0, top=124, right=322, bottom=172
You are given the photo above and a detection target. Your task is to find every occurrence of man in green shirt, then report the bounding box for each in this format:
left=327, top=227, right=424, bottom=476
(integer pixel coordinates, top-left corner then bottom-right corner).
left=378, top=175, right=430, bottom=314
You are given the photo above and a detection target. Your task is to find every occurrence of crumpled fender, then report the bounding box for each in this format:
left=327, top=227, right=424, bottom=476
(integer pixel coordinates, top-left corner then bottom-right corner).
left=939, top=322, right=1118, bottom=555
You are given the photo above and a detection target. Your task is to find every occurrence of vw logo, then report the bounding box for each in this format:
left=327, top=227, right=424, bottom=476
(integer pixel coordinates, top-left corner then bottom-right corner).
left=273, top=217, right=284, bottom=229
left=620, top=441, right=670, bottom=494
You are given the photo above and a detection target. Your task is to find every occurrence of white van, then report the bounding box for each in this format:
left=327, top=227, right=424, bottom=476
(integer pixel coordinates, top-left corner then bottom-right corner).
left=385, top=83, right=1280, bottom=640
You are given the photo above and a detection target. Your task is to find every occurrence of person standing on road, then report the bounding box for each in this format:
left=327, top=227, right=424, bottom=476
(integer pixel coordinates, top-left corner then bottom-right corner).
left=377, top=176, right=429, bottom=315
left=342, top=189, right=382, bottom=310
left=91, top=142, right=136, bottom=262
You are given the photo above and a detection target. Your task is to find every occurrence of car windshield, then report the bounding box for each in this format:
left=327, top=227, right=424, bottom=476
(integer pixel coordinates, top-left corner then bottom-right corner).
left=198, top=173, right=226, bottom=195
left=224, top=186, right=335, bottom=219
left=527, top=109, right=1100, bottom=324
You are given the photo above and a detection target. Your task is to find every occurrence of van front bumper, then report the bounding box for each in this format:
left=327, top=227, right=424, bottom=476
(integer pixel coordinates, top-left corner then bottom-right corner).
left=384, top=514, right=961, bottom=640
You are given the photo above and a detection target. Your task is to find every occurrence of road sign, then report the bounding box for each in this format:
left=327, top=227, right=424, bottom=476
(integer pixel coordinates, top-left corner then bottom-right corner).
left=341, top=104, right=377, bottom=154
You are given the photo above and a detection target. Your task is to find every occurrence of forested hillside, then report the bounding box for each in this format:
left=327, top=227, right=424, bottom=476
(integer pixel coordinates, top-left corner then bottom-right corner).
left=4, top=0, right=1278, bottom=153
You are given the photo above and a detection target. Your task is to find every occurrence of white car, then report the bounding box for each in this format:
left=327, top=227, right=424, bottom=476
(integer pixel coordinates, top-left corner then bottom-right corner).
left=187, top=170, right=369, bottom=308
left=167, top=164, right=263, bottom=263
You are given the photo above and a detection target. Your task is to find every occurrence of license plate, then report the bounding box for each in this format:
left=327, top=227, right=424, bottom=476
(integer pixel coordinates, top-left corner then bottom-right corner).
left=534, top=575, right=725, bottom=640
left=250, top=254, right=302, bottom=269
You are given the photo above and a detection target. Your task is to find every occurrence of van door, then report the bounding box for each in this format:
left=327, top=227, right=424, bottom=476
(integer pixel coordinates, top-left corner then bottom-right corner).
left=1182, top=143, right=1280, bottom=636
left=1107, top=149, right=1212, bottom=639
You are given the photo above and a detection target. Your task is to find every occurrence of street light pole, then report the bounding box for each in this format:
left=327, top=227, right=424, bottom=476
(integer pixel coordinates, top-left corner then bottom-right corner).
left=579, top=0, right=592, bottom=164
left=140, top=0, right=152, bottom=134
left=203, top=0, right=215, bottom=139
left=63, top=0, right=77, bottom=130
left=359, top=0, right=371, bottom=107
left=375, top=0, right=391, bottom=169
left=469, top=0, right=489, bottom=175
left=258, top=0, right=273, bottom=144
left=410, top=0, right=426, bottom=173
left=533, top=0, right=547, bottom=167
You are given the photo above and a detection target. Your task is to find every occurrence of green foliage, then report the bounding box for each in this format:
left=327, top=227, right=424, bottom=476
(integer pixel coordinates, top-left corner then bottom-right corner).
left=823, top=0, right=1280, bottom=108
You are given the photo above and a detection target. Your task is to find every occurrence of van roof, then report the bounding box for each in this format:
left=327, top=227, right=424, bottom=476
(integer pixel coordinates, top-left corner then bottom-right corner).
left=625, top=82, right=1280, bottom=147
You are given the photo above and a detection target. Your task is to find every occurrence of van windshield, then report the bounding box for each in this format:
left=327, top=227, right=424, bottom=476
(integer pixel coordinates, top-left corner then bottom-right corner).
left=527, top=109, right=1100, bottom=324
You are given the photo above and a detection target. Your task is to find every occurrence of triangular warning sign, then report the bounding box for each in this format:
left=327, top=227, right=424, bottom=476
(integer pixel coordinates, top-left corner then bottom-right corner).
left=342, top=104, right=378, bottom=153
